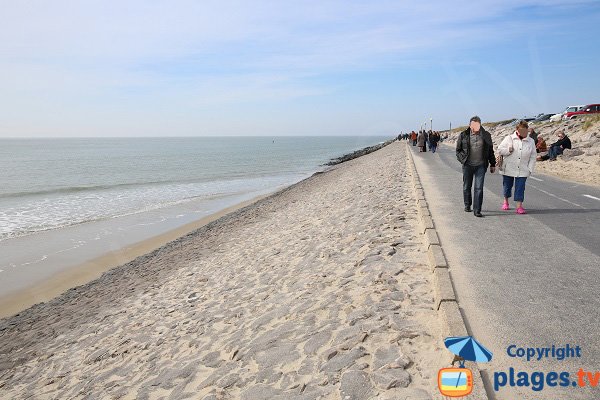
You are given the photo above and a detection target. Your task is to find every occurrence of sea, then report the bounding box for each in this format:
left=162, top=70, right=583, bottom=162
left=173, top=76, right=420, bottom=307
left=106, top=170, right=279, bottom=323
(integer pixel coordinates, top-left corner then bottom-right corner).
left=0, top=136, right=389, bottom=242
left=0, top=136, right=390, bottom=296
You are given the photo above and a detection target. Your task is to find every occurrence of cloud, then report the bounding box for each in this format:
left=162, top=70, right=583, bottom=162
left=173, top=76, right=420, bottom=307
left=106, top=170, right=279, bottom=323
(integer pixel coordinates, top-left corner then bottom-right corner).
left=0, top=0, right=598, bottom=136
left=2, top=1, right=586, bottom=69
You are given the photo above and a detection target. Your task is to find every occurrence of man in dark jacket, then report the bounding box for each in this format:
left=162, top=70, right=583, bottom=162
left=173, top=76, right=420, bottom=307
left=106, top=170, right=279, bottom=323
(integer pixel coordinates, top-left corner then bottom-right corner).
left=547, top=131, right=571, bottom=161
left=456, top=116, right=497, bottom=217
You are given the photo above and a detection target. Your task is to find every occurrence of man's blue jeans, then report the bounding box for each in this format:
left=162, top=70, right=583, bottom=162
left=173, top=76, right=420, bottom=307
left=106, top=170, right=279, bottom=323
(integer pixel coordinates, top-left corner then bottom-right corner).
left=463, top=164, right=487, bottom=212
left=503, top=175, right=527, bottom=202
left=548, top=145, right=563, bottom=159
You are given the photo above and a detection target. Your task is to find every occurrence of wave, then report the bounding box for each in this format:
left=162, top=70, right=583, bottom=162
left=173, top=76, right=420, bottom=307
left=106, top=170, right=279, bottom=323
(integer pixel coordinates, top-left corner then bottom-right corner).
left=0, top=190, right=249, bottom=242
left=0, top=170, right=312, bottom=242
left=0, top=174, right=266, bottom=199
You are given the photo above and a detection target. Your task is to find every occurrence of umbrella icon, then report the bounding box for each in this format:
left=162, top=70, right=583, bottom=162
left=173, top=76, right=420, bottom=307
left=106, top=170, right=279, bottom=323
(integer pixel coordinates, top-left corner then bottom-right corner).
left=443, top=336, right=492, bottom=391
left=444, top=336, right=493, bottom=366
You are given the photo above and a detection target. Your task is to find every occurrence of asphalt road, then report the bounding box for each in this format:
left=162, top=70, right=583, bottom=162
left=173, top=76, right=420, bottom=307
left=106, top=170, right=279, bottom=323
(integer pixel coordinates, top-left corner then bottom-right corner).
left=408, top=142, right=600, bottom=400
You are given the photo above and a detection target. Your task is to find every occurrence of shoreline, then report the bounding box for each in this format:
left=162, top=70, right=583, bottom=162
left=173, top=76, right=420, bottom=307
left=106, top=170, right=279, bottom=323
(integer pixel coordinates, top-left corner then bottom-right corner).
left=0, top=165, right=341, bottom=323
left=0, top=193, right=272, bottom=319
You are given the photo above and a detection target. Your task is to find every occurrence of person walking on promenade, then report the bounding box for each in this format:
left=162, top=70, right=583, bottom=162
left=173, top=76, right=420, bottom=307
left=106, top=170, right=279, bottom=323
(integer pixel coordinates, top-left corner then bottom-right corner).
left=498, top=120, right=537, bottom=214
left=430, top=131, right=439, bottom=153
left=417, top=130, right=426, bottom=152
left=427, top=130, right=433, bottom=151
left=411, top=131, right=418, bottom=146
left=456, top=116, right=497, bottom=217
left=423, top=130, right=428, bottom=152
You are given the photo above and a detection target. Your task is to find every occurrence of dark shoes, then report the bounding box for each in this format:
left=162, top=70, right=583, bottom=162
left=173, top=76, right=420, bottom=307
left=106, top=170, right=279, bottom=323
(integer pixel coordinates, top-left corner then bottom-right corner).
left=465, top=206, right=483, bottom=216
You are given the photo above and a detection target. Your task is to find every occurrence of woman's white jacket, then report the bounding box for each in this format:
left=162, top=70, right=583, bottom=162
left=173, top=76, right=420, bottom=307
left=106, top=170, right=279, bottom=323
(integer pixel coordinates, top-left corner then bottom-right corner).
left=498, top=132, right=537, bottom=178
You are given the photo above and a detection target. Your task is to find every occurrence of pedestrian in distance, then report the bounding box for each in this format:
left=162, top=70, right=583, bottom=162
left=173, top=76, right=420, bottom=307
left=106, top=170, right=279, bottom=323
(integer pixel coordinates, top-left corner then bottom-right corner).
left=455, top=116, right=497, bottom=217
left=498, top=120, right=537, bottom=214
left=411, top=131, right=418, bottom=146
left=417, top=130, right=426, bottom=152
left=430, top=131, right=439, bottom=153
left=427, top=130, right=433, bottom=151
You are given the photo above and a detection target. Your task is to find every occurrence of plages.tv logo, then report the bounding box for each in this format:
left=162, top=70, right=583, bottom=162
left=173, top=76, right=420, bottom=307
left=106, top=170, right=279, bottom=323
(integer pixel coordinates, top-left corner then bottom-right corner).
left=438, top=336, right=493, bottom=397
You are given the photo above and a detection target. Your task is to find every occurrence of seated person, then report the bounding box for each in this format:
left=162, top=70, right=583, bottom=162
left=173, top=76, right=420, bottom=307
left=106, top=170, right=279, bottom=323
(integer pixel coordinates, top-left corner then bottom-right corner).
left=540, top=131, right=571, bottom=161
left=529, top=128, right=538, bottom=145
left=536, top=136, right=547, bottom=153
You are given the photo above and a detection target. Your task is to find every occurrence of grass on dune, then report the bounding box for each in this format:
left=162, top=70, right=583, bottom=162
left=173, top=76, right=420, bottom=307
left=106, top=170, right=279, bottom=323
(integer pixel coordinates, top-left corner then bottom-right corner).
left=583, top=115, right=600, bottom=131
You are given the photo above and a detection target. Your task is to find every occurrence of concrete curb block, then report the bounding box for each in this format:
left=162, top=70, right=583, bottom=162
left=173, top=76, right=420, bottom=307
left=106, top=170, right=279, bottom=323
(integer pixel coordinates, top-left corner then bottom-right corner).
left=438, top=301, right=467, bottom=337
left=405, top=143, right=491, bottom=400
left=424, top=228, right=439, bottom=248
left=434, top=268, right=456, bottom=310
left=417, top=205, right=431, bottom=220
left=417, top=198, right=428, bottom=208
left=427, top=244, right=447, bottom=269
left=419, top=215, right=434, bottom=233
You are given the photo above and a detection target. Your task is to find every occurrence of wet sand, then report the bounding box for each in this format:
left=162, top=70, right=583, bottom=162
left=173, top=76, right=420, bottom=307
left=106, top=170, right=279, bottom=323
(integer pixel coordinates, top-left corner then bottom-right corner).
left=0, top=195, right=270, bottom=319
left=0, top=142, right=444, bottom=399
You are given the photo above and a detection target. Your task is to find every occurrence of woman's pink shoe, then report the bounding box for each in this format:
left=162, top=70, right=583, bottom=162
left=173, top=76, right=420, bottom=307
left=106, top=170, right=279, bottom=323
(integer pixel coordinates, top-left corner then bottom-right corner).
left=502, top=203, right=510, bottom=211
left=516, top=207, right=526, bottom=214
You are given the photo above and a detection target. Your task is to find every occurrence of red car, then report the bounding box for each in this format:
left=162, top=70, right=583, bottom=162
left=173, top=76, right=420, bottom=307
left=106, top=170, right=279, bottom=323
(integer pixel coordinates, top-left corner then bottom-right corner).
left=564, top=104, right=600, bottom=119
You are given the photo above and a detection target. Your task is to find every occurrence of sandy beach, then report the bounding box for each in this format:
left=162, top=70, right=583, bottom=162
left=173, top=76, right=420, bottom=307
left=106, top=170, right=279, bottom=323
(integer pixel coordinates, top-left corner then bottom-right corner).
left=0, top=142, right=444, bottom=399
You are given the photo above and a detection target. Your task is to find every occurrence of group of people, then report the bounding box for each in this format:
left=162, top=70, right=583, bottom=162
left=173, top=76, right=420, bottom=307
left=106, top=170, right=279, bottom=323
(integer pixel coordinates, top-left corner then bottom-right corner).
left=456, top=116, right=572, bottom=217
left=522, top=127, right=571, bottom=161
left=397, top=130, right=447, bottom=153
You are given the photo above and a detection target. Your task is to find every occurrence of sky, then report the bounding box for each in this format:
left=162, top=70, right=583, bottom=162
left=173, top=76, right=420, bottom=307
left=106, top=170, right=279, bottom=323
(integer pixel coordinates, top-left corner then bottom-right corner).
left=1, top=0, right=599, bottom=137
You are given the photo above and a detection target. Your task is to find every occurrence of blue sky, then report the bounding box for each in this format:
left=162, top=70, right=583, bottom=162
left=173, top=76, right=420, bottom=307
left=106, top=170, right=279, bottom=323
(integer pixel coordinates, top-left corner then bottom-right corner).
left=1, top=0, right=599, bottom=137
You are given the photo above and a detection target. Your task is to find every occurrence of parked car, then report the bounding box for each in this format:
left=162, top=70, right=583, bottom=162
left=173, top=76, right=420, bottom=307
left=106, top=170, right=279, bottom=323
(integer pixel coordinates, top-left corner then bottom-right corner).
left=533, top=113, right=553, bottom=122
left=564, top=104, right=600, bottom=120
left=561, top=105, right=586, bottom=120
left=549, top=113, right=563, bottom=122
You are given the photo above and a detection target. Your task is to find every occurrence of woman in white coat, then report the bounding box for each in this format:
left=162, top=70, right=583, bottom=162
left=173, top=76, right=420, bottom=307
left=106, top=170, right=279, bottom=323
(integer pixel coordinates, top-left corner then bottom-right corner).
left=498, top=120, right=537, bottom=214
